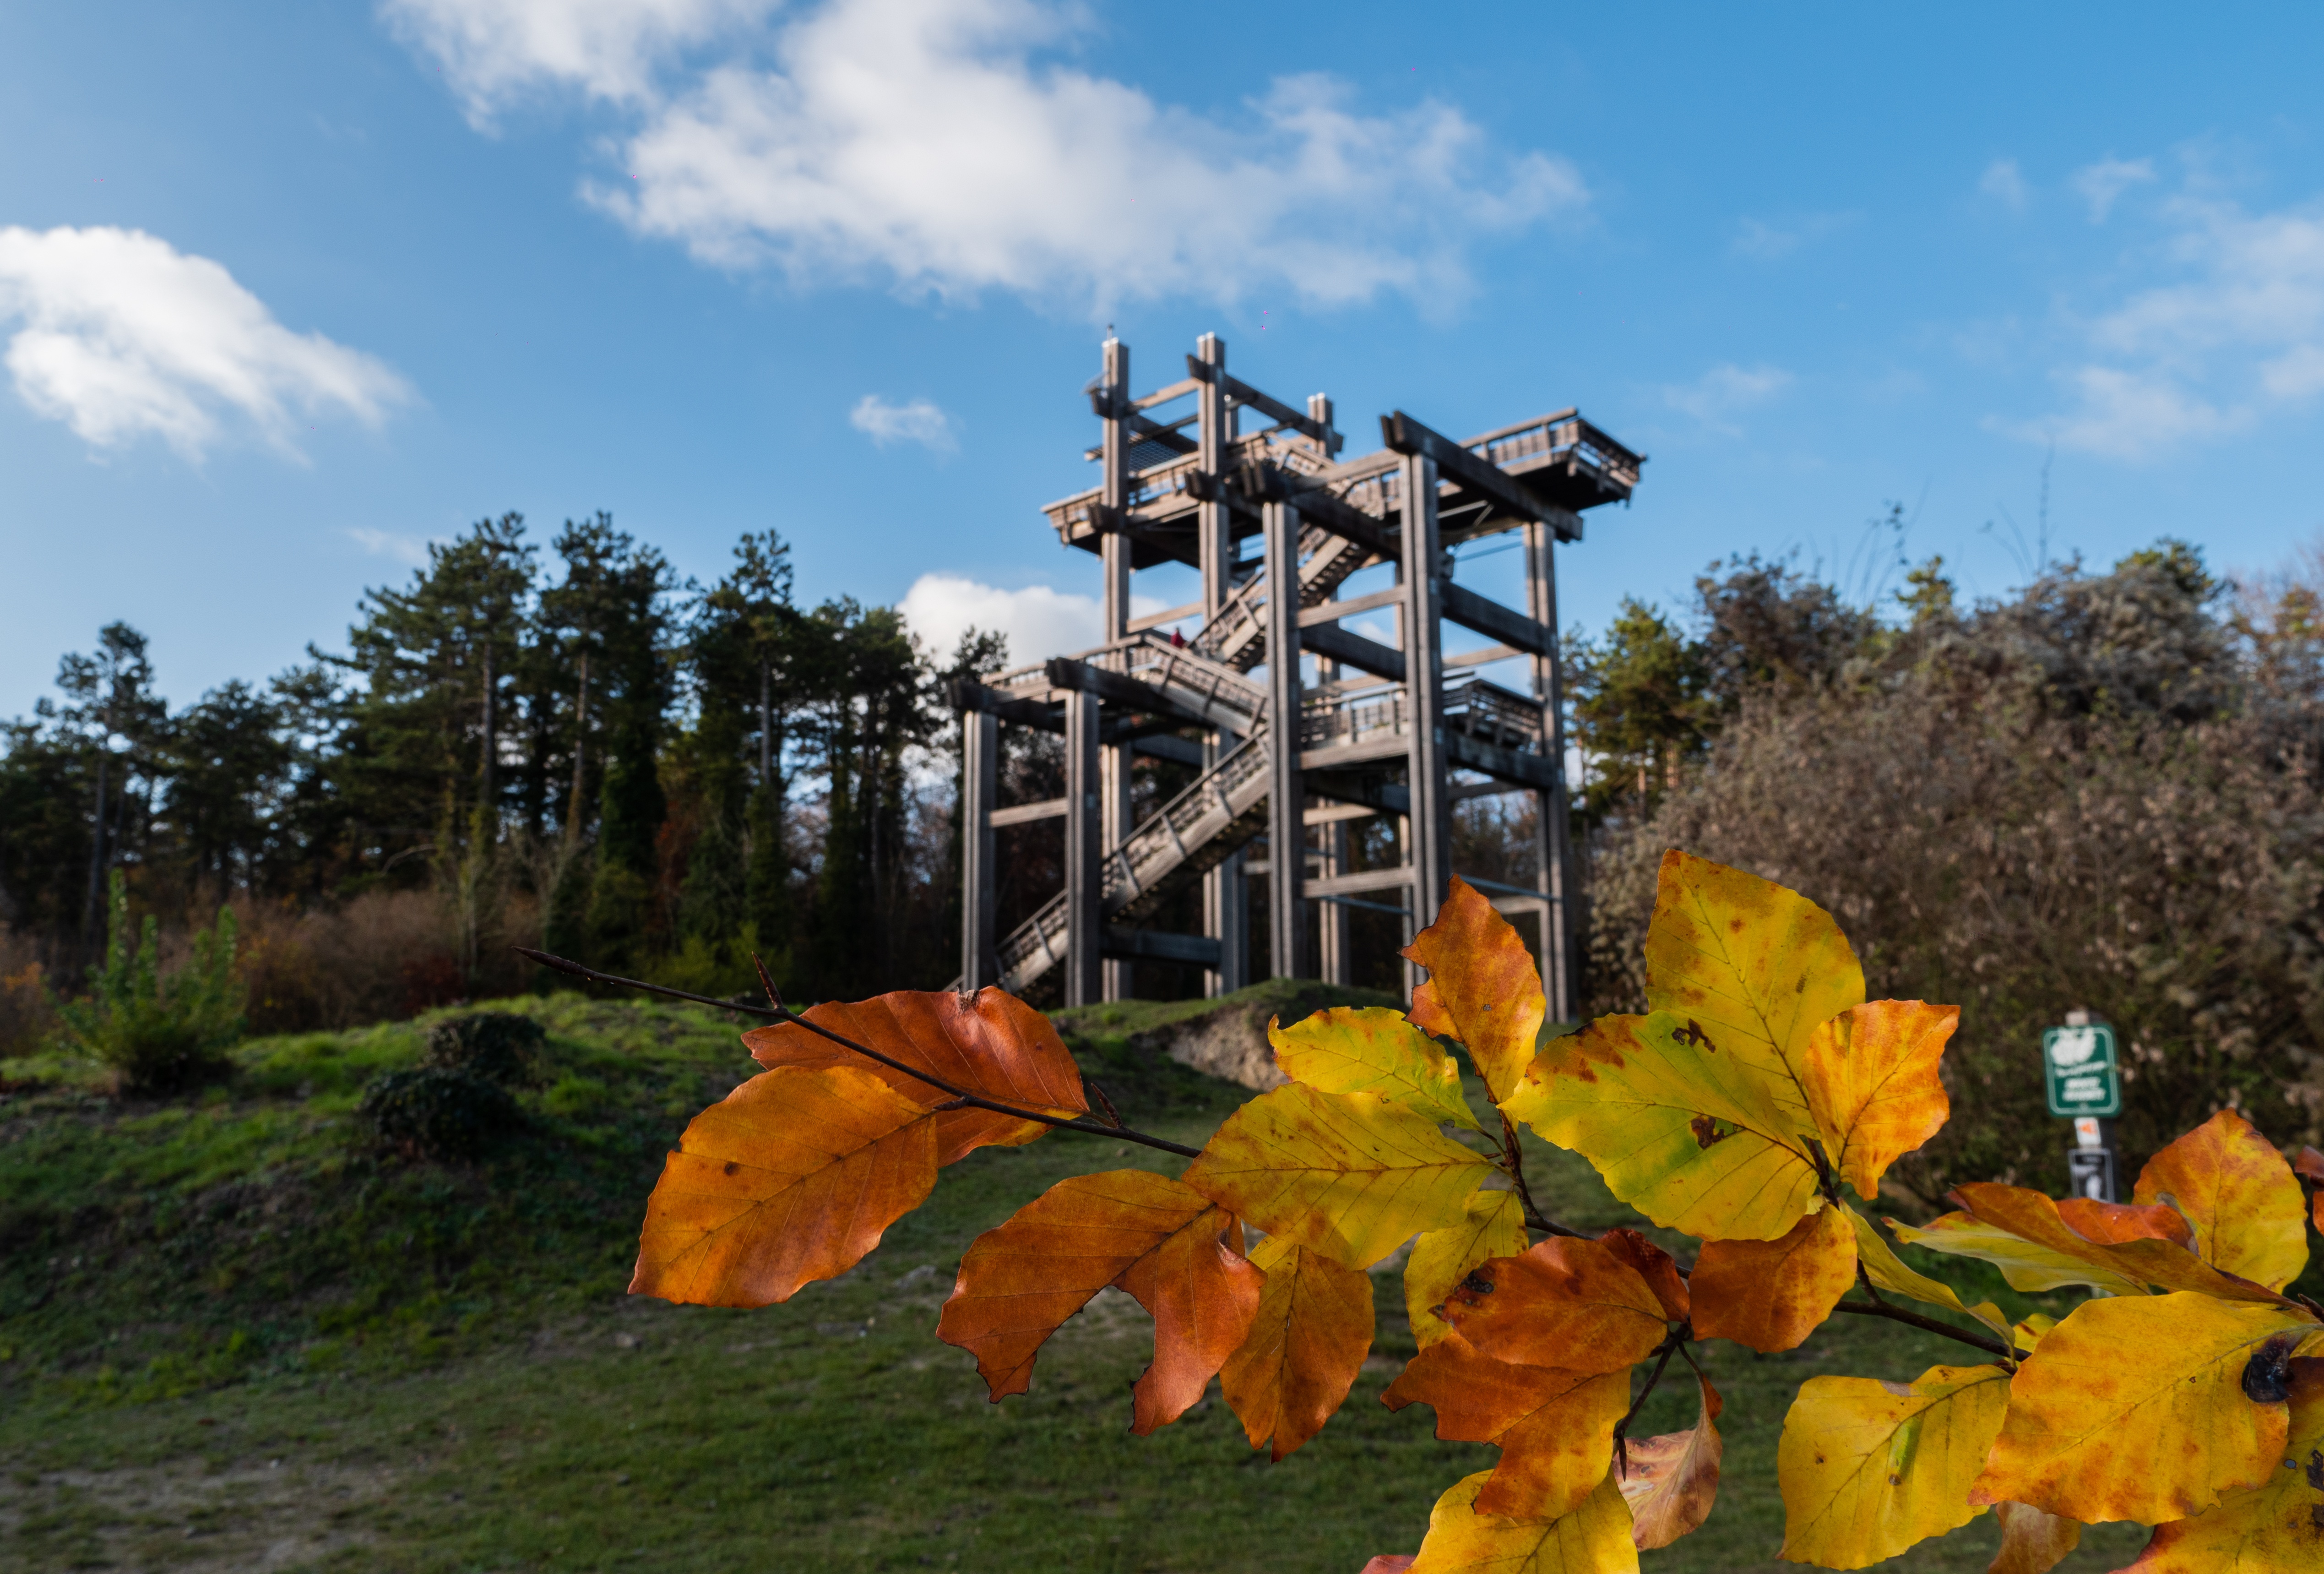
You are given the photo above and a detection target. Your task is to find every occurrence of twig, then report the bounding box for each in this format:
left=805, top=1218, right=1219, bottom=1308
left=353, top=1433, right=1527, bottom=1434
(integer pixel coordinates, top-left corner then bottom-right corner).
left=1499, top=1111, right=1550, bottom=1229
left=1613, top=1330, right=1687, bottom=1478
left=515, top=946, right=1202, bottom=1160
left=1831, top=1300, right=2028, bottom=1364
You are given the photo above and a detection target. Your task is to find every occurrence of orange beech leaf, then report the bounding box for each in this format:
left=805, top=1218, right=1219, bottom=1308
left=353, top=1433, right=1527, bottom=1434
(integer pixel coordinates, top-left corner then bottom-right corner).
left=1690, top=1207, right=1857, bottom=1354
left=2118, top=1356, right=2324, bottom=1570
left=936, top=1170, right=1260, bottom=1419
left=1619, top=1371, right=1722, bottom=1550
left=1407, top=1466, right=1637, bottom=1574
left=1801, top=999, right=1956, bottom=1200
left=2133, top=1108, right=2310, bottom=1293
left=2051, top=1195, right=2194, bottom=1247
left=1358, top=1560, right=1416, bottom=1574
left=630, top=1065, right=938, bottom=1307
left=1501, top=1013, right=1821, bottom=1242
left=1987, top=1501, right=2082, bottom=1574
left=1400, top=877, right=1546, bottom=1106
left=1969, top=1292, right=2314, bottom=1525
left=1641, top=849, right=1865, bottom=1132
left=1405, top=1190, right=1530, bottom=1348
left=1948, top=1182, right=2297, bottom=1307
left=743, top=986, right=1086, bottom=1164
left=1597, top=1228, right=1690, bottom=1323
left=1437, top=1237, right=1670, bottom=1374
left=2295, top=1145, right=2324, bottom=1183
left=1778, top=1362, right=2012, bottom=1569
left=1180, top=1083, right=1494, bottom=1269
left=1843, top=1207, right=2012, bottom=1345
left=1221, top=1234, right=1374, bottom=1460
left=1270, top=1007, right=1479, bottom=1130
left=1383, top=1333, right=1629, bottom=1520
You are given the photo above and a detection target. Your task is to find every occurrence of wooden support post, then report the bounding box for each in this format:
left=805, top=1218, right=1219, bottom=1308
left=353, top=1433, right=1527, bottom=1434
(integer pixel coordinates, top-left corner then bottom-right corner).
left=1314, top=644, right=1349, bottom=986
left=961, top=711, right=998, bottom=990
left=1099, top=336, right=1133, bottom=1000
left=1264, top=499, right=1306, bottom=980
left=1525, top=521, right=1578, bottom=1022
left=1400, top=452, right=1451, bottom=971
left=1064, top=688, right=1102, bottom=1008
left=1197, top=332, right=1244, bottom=997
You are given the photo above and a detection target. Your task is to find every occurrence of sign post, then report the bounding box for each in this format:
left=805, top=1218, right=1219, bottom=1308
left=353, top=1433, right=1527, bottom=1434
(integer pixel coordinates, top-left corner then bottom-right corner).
left=2045, top=1013, right=2121, bottom=1201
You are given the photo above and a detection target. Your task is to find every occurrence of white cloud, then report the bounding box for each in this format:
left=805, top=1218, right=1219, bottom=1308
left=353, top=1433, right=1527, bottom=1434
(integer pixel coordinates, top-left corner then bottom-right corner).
left=1661, top=362, right=1792, bottom=432
left=850, top=393, right=955, bottom=450
left=2072, top=156, right=2156, bottom=223
left=2015, top=190, right=2324, bottom=457
left=1980, top=157, right=2030, bottom=212
left=380, top=0, right=779, bottom=121
left=897, top=571, right=1167, bottom=666
left=345, top=526, right=439, bottom=566
left=1731, top=213, right=1850, bottom=261
left=0, top=226, right=409, bottom=461
left=394, top=0, right=1586, bottom=315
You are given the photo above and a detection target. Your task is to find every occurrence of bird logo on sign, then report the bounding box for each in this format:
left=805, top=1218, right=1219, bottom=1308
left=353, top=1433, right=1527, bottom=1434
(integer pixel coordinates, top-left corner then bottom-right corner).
left=2050, top=1028, right=2098, bottom=1067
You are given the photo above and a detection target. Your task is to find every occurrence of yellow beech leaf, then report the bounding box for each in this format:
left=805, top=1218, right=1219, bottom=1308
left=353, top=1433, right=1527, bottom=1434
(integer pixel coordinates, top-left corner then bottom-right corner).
left=1642, top=849, right=1865, bottom=1131
left=1407, top=1467, right=1638, bottom=1574
left=1777, top=1362, right=2013, bottom=1569
left=1270, top=1007, right=1480, bottom=1131
left=1179, top=1083, right=1494, bottom=1269
left=1886, top=1209, right=2150, bottom=1298
left=1691, top=1207, right=1857, bottom=1354
left=1970, top=1293, right=2314, bottom=1525
left=1844, top=1207, right=2013, bottom=1346
left=1620, top=1372, right=1723, bottom=1550
left=1437, top=1237, right=1672, bottom=1375
left=2119, top=1355, right=2324, bottom=1570
left=1988, top=1501, right=2082, bottom=1574
left=1801, top=999, right=1957, bottom=1200
left=2134, top=1109, right=2310, bottom=1294
left=1220, top=1234, right=1374, bottom=1461
left=1401, top=877, right=1547, bottom=1106
left=1406, top=1190, right=1530, bottom=1347
left=1503, top=1012, right=1821, bottom=1242
left=1383, top=1334, right=1630, bottom=1520
left=631, top=1065, right=938, bottom=1307
left=1948, top=1182, right=2296, bottom=1307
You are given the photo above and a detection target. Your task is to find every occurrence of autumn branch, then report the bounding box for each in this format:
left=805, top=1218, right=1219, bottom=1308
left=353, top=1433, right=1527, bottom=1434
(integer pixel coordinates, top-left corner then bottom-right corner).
left=1830, top=1299, right=2028, bottom=1364
left=514, top=947, right=1203, bottom=1160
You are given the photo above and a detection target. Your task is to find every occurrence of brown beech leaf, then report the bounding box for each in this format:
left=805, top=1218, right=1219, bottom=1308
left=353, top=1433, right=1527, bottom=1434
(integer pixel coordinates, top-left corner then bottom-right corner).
left=631, top=1065, right=938, bottom=1307
left=2133, top=1108, right=2310, bottom=1293
left=1437, top=1237, right=1670, bottom=1374
left=1969, top=1292, right=2313, bottom=1525
left=1641, top=848, right=1865, bottom=1132
left=1801, top=998, right=1956, bottom=1200
left=1400, top=876, right=1547, bottom=1106
left=2119, top=1356, right=2324, bottom=1569
left=1690, top=1206, right=1857, bottom=1354
left=1384, top=1332, right=1630, bottom=1520
left=743, top=986, right=1086, bottom=1164
left=1221, top=1235, right=1374, bottom=1460
left=1406, top=1467, right=1638, bottom=1574
left=1405, top=1190, right=1530, bottom=1348
left=936, top=1170, right=1260, bottom=1422
left=1597, top=1228, right=1691, bottom=1323
left=1619, top=1371, right=1722, bottom=1550
left=1987, top=1500, right=2081, bottom=1574
left=1949, top=1182, right=2297, bottom=1307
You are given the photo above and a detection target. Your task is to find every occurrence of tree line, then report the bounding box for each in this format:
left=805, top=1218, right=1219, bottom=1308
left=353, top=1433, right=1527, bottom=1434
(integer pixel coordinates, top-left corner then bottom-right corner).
left=0, top=513, right=1001, bottom=1032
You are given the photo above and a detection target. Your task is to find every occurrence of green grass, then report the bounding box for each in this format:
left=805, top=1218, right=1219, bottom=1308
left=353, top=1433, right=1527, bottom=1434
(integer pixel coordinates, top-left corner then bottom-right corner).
left=0, top=997, right=2161, bottom=1570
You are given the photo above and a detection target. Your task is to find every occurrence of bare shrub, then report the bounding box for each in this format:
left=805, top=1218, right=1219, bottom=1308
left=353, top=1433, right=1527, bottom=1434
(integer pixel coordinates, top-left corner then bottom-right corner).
left=233, top=887, right=542, bottom=1035
left=0, top=926, right=57, bottom=1059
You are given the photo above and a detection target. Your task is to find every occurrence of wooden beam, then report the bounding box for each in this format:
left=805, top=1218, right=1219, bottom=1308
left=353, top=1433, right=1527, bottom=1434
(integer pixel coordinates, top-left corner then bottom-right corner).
left=1128, top=599, right=1203, bottom=633
left=1263, top=498, right=1306, bottom=979
left=1302, top=622, right=1406, bottom=683
left=1133, top=733, right=1204, bottom=766
left=989, top=797, right=1067, bottom=828
left=950, top=676, right=1061, bottom=731
left=962, top=711, right=998, bottom=989
left=1297, top=585, right=1404, bottom=626
left=1043, top=657, right=1211, bottom=730
left=1134, top=377, right=1202, bottom=411
left=1444, top=731, right=1556, bottom=789
left=1063, top=690, right=1101, bottom=1007
left=1102, top=927, right=1222, bottom=967
left=1383, top=410, right=1584, bottom=539
left=1444, top=642, right=1525, bottom=670
left=1303, top=769, right=1410, bottom=818
left=1440, top=581, right=1553, bottom=658
left=1186, top=356, right=1337, bottom=449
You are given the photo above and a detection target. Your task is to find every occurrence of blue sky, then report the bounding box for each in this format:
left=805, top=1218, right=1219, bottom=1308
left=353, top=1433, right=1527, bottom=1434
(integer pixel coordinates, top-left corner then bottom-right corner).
left=4, top=1, right=2322, bottom=719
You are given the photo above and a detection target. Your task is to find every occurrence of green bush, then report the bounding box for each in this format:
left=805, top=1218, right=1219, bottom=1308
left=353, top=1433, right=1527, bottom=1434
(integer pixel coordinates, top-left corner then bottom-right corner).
left=356, top=1067, right=525, bottom=1161
left=54, top=872, right=245, bottom=1095
left=420, top=1010, right=547, bottom=1089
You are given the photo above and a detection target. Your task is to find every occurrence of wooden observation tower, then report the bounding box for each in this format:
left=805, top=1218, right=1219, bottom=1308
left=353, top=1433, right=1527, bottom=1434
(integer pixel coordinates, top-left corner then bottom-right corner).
left=951, top=333, right=1642, bottom=1019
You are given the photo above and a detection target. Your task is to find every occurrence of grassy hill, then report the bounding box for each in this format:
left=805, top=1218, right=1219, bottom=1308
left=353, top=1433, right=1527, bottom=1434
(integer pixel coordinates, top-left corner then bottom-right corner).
left=0, top=993, right=2149, bottom=1571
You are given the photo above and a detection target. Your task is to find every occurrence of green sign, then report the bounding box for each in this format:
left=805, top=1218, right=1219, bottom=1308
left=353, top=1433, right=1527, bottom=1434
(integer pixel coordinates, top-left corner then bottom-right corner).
left=2043, top=1024, right=2120, bottom=1117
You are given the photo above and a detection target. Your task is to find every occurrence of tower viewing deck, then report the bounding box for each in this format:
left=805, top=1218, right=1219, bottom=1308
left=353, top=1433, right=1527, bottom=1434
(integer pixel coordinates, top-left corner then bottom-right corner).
left=952, top=333, right=1643, bottom=1017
